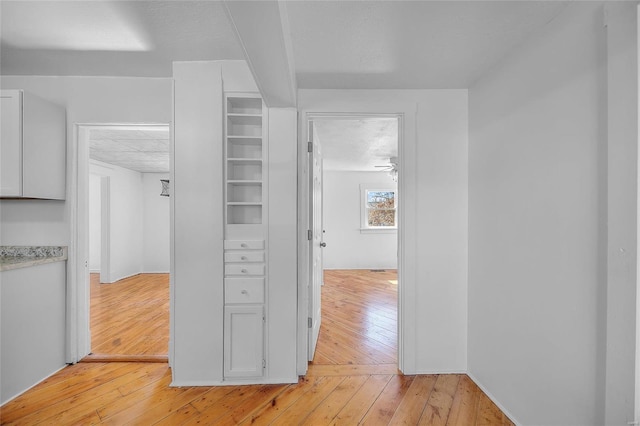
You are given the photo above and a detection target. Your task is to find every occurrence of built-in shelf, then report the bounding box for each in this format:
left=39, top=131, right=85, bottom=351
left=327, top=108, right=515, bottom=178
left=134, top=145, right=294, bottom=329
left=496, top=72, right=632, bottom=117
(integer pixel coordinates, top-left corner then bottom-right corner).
left=225, top=95, right=265, bottom=227
left=224, top=94, right=267, bottom=381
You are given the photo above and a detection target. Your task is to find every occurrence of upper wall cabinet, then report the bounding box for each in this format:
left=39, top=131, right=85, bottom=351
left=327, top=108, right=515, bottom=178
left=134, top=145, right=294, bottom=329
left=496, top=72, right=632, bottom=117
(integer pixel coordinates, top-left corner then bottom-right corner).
left=1, top=90, right=66, bottom=200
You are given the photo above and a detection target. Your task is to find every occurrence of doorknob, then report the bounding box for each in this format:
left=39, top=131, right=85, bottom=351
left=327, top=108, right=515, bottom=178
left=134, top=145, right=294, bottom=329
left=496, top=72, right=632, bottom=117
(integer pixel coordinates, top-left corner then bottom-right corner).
left=320, top=242, right=327, bottom=248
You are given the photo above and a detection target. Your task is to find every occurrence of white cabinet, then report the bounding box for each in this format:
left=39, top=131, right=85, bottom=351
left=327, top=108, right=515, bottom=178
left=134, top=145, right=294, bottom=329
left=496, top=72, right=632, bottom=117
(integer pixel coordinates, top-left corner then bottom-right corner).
left=223, top=239, right=266, bottom=379
left=222, top=92, right=268, bottom=381
left=224, top=305, right=264, bottom=378
left=0, top=90, right=66, bottom=199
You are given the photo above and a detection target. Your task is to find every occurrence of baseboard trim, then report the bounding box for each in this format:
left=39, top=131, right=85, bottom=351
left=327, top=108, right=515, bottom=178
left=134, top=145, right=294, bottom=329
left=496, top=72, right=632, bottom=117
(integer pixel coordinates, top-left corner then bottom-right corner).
left=80, top=354, right=168, bottom=363
left=413, top=369, right=467, bottom=375
left=466, top=371, right=520, bottom=426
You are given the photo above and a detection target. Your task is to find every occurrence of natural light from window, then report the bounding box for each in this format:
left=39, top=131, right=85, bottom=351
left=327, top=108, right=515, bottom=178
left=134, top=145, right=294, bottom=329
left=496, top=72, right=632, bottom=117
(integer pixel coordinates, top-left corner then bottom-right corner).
left=361, top=185, right=397, bottom=232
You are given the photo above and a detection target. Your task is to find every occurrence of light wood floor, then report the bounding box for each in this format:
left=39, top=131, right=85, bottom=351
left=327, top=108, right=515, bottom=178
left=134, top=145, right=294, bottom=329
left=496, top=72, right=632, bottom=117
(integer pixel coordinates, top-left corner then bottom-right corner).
left=313, top=269, right=397, bottom=365
left=90, top=273, right=169, bottom=356
left=1, top=270, right=513, bottom=425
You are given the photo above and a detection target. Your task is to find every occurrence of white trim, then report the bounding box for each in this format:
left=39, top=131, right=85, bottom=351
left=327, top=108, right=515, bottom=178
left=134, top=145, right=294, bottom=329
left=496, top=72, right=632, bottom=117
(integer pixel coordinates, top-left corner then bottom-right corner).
left=467, top=372, right=521, bottom=426
left=636, top=5, right=640, bottom=423
left=69, top=122, right=169, bottom=364
left=99, top=176, right=111, bottom=284
left=359, top=228, right=397, bottom=234
left=170, top=376, right=298, bottom=388
left=297, top=111, right=410, bottom=375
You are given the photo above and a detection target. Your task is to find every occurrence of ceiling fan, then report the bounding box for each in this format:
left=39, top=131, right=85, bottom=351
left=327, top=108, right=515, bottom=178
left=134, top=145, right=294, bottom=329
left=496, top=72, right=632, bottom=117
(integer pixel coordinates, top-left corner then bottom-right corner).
left=375, top=157, right=398, bottom=181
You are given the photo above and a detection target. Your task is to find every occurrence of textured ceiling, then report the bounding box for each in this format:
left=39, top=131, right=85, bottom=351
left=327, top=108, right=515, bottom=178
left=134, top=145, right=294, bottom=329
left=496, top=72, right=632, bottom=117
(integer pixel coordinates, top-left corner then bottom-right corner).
left=314, top=118, right=398, bottom=172
left=89, top=127, right=170, bottom=173
left=0, top=1, right=245, bottom=77
left=285, top=1, right=570, bottom=88
left=3, top=1, right=570, bottom=169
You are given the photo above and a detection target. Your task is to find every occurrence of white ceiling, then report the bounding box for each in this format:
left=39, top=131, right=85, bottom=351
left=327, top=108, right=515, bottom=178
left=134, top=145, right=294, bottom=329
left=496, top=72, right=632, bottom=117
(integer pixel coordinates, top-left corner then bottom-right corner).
left=0, top=1, right=245, bottom=77
left=89, top=127, right=170, bottom=173
left=314, top=118, right=398, bottom=171
left=285, top=1, right=570, bottom=89
left=1, top=1, right=570, bottom=87
left=1, top=0, right=570, bottom=170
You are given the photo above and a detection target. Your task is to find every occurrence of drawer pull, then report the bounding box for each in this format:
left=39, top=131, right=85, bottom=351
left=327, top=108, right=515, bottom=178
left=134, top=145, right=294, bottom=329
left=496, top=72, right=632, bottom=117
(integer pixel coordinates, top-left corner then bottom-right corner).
left=241, top=243, right=248, bottom=248
left=241, top=256, right=248, bottom=261
left=241, top=269, right=248, bottom=273
left=241, top=289, right=248, bottom=295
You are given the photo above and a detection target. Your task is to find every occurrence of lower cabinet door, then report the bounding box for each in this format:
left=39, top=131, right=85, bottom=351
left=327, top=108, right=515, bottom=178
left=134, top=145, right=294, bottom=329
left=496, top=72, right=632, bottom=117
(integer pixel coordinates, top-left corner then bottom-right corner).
left=224, top=305, right=264, bottom=379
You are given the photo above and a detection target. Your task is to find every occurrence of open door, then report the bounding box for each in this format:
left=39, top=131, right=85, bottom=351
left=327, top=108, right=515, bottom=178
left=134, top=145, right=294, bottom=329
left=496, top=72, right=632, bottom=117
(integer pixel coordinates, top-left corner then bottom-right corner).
left=308, top=120, right=324, bottom=360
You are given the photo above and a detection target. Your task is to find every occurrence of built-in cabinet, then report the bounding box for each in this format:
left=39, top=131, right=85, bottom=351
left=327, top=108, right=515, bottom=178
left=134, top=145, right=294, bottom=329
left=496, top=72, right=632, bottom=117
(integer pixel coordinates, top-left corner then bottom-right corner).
left=0, top=90, right=66, bottom=200
left=223, top=94, right=267, bottom=380
left=173, top=61, right=297, bottom=386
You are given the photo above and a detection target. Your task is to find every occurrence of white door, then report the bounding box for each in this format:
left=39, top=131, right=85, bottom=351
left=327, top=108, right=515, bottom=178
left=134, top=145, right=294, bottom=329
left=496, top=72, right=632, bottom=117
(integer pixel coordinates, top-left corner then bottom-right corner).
left=308, top=120, right=324, bottom=360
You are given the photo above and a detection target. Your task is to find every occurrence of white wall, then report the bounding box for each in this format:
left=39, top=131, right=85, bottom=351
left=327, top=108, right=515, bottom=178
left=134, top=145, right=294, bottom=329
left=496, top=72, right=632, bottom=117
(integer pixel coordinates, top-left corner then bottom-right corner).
left=88, top=166, right=170, bottom=279
left=323, top=171, right=397, bottom=269
left=605, top=3, right=639, bottom=424
left=0, top=75, right=171, bottom=391
left=142, top=173, right=170, bottom=273
left=298, top=89, right=468, bottom=375
left=90, top=161, right=144, bottom=282
left=468, top=3, right=611, bottom=425
left=88, top=174, right=101, bottom=272
left=0, top=76, right=171, bottom=246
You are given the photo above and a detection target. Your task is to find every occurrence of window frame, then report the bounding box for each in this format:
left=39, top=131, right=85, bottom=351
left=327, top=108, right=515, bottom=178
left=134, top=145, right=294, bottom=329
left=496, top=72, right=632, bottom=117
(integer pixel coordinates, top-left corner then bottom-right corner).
left=360, top=184, right=398, bottom=233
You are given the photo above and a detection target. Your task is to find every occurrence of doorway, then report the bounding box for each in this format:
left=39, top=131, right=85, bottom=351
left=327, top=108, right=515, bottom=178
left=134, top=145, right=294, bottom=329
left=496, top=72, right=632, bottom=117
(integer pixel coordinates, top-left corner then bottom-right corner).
left=73, top=123, right=170, bottom=362
left=302, top=114, right=401, bottom=369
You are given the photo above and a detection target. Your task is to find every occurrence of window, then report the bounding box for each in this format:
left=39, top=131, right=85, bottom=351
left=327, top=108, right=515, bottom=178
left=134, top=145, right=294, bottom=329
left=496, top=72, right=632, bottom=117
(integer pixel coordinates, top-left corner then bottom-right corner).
left=360, top=185, right=397, bottom=232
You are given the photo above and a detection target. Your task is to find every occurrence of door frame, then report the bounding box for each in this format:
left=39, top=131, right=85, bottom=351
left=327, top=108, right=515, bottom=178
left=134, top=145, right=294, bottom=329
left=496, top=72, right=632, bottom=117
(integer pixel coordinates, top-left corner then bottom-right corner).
left=67, top=122, right=169, bottom=364
left=297, top=111, right=410, bottom=374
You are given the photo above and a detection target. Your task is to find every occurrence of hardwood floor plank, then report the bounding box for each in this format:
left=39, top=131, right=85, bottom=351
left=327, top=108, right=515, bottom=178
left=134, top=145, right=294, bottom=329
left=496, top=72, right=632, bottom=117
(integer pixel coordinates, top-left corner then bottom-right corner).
left=151, top=387, right=237, bottom=426
left=96, top=372, right=174, bottom=421
left=269, top=376, right=345, bottom=425
left=360, top=374, right=416, bottom=425
left=104, top=386, right=206, bottom=426
left=90, top=273, right=169, bottom=356
left=307, top=363, right=398, bottom=377
left=151, top=402, right=202, bottom=426
left=418, top=374, right=460, bottom=425
left=446, top=375, right=481, bottom=426
left=331, top=374, right=392, bottom=425
left=302, top=375, right=368, bottom=424
left=0, top=362, right=135, bottom=423
left=388, top=374, right=437, bottom=425
left=476, top=392, right=505, bottom=426
left=237, top=377, right=322, bottom=426
left=214, top=384, right=289, bottom=426
left=0, top=270, right=513, bottom=426
left=182, top=385, right=266, bottom=425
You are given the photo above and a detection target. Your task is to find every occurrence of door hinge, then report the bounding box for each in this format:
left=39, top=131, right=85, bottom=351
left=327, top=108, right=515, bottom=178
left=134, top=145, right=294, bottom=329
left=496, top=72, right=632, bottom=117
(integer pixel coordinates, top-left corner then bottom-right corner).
left=308, top=141, right=313, bottom=153
left=263, top=314, right=266, bottom=323
left=262, top=359, right=266, bottom=368
left=307, top=230, right=312, bottom=240
left=308, top=317, right=312, bottom=328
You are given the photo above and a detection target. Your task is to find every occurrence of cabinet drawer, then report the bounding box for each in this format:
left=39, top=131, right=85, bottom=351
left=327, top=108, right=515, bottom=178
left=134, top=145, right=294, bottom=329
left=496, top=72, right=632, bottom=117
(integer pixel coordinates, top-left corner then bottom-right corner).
left=224, top=240, right=264, bottom=250
left=225, top=278, right=264, bottom=304
left=225, top=264, right=265, bottom=276
left=224, top=251, right=265, bottom=263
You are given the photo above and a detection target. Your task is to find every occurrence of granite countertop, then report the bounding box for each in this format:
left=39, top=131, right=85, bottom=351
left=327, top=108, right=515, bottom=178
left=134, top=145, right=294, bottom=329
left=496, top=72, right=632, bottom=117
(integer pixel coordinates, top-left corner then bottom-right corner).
left=0, top=246, right=68, bottom=271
